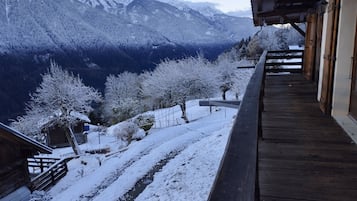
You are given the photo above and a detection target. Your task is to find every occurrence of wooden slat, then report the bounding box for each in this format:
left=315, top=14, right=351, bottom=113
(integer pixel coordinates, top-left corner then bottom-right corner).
left=29, top=158, right=69, bottom=191
left=265, top=62, right=303, bottom=66
left=265, top=68, right=302, bottom=73
left=267, top=50, right=304, bottom=54
left=259, top=73, right=357, bottom=201
left=266, top=55, right=303, bottom=59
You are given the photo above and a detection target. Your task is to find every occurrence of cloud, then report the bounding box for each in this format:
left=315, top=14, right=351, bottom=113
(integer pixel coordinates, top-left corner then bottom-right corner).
left=181, top=0, right=251, bottom=13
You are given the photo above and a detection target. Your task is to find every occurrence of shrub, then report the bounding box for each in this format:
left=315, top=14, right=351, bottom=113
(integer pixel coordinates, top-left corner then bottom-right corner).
left=133, top=114, right=155, bottom=134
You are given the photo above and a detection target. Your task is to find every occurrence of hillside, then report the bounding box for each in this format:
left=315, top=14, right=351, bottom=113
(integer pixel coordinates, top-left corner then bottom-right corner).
left=32, top=100, right=238, bottom=201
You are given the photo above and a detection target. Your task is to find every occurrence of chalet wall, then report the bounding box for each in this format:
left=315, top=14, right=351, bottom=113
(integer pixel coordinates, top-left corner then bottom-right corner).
left=332, top=0, right=357, bottom=141
left=332, top=0, right=357, bottom=115
left=0, top=139, right=30, bottom=199
left=318, top=2, right=330, bottom=101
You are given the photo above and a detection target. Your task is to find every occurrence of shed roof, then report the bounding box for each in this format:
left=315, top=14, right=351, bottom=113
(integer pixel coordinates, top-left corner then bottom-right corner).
left=0, top=122, right=52, bottom=154
left=251, top=0, right=325, bottom=26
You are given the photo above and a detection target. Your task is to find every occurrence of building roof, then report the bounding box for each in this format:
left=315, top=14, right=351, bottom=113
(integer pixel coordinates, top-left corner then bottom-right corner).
left=0, top=122, right=52, bottom=154
left=251, top=0, right=325, bottom=26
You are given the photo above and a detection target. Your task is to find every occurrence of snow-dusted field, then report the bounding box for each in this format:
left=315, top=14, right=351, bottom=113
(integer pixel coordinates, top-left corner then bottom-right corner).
left=34, top=99, right=238, bottom=201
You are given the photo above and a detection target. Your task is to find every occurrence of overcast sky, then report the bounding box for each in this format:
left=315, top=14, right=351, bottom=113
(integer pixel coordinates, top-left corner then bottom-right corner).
left=184, top=0, right=251, bottom=13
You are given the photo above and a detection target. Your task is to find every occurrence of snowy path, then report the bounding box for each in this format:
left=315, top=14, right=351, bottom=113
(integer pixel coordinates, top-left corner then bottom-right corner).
left=92, top=118, right=230, bottom=201
left=46, top=101, right=237, bottom=201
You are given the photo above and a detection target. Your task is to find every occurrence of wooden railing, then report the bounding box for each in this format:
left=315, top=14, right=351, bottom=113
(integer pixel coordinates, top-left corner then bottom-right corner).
left=28, top=157, right=60, bottom=174
left=265, top=49, right=304, bottom=73
left=199, top=100, right=241, bottom=109
left=208, top=51, right=267, bottom=201
left=29, top=158, right=69, bottom=191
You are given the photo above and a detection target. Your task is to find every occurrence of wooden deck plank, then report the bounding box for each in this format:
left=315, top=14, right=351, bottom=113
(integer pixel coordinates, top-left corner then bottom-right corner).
left=258, top=73, right=357, bottom=201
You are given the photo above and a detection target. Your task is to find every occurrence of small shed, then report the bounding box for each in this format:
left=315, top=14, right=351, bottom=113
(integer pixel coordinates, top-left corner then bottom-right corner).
left=0, top=122, right=52, bottom=201
left=44, top=122, right=88, bottom=148
left=40, top=111, right=90, bottom=148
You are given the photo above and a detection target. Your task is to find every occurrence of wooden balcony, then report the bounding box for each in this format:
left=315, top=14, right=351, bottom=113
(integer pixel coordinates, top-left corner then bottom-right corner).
left=208, top=50, right=357, bottom=201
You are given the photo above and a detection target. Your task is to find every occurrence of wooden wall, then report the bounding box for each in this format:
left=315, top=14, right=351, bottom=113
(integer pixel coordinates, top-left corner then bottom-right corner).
left=46, top=122, right=86, bottom=148
left=303, top=5, right=325, bottom=82
left=320, top=0, right=341, bottom=114
left=303, top=13, right=317, bottom=80
left=0, top=138, right=30, bottom=199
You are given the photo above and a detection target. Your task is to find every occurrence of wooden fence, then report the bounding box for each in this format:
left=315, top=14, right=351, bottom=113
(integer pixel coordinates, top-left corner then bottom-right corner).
left=265, top=49, right=304, bottom=73
left=29, top=158, right=69, bottom=191
left=28, top=157, right=60, bottom=174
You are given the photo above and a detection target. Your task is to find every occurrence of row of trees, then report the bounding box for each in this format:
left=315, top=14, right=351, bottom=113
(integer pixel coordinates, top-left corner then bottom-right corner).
left=11, top=53, right=253, bottom=154
left=103, top=56, right=253, bottom=125
left=228, top=26, right=305, bottom=60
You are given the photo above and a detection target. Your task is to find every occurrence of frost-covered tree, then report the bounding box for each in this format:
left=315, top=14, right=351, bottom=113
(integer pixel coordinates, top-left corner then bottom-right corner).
left=214, top=59, right=239, bottom=100
left=214, top=51, right=255, bottom=100
left=247, top=34, right=264, bottom=59
left=103, top=72, right=142, bottom=125
left=11, top=62, right=102, bottom=154
left=275, top=29, right=289, bottom=50
left=247, top=27, right=290, bottom=58
left=233, top=68, right=255, bottom=99
left=142, top=57, right=216, bottom=123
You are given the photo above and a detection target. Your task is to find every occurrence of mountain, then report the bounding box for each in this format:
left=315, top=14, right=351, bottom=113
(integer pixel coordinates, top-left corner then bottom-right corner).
left=0, top=0, right=172, bottom=53
left=211, top=14, right=257, bottom=40
left=227, top=10, right=253, bottom=18
left=126, top=0, right=229, bottom=44
left=79, top=0, right=257, bottom=45
left=0, top=0, right=258, bottom=124
left=156, top=0, right=223, bottom=17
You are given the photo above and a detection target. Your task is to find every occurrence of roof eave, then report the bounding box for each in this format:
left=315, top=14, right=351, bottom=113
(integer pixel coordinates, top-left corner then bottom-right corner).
left=0, top=123, right=53, bottom=154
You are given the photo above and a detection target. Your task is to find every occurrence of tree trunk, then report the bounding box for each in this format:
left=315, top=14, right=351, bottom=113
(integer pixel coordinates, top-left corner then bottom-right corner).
left=179, top=101, right=189, bottom=123
left=222, top=91, right=227, bottom=100
left=64, top=126, right=82, bottom=155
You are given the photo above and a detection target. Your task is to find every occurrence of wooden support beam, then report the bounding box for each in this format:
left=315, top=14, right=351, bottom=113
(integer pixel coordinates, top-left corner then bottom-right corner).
left=289, top=22, right=306, bottom=37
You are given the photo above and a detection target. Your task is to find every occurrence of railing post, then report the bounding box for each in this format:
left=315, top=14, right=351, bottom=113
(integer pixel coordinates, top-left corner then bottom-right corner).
left=258, top=52, right=267, bottom=139
left=64, top=161, right=68, bottom=173
left=40, top=158, right=44, bottom=173
left=50, top=169, right=55, bottom=184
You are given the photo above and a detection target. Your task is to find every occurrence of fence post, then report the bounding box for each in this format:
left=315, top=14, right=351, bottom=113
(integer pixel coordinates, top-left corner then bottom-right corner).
left=50, top=169, right=55, bottom=184
left=64, top=161, right=68, bottom=172
left=40, top=158, right=44, bottom=173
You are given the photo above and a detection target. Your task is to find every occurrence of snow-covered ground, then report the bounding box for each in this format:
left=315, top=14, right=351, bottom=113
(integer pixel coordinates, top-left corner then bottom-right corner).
left=33, top=99, right=238, bottom=201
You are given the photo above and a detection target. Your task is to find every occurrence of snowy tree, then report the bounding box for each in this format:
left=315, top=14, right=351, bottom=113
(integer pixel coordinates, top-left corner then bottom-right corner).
left=11, top=62, right=102, bottom=155
left=142, top=56, right=216, bottom=123
left=234, top=68, right=255, bottom=99
left=247, top=33, right=264, bottom=59
left=247, top=27, right=290, bottom=58
left=103, top=72, right=142, bottom=125
left=274, top=28, right=289, bottom=50
left=214, top=58, right=239, bottom=100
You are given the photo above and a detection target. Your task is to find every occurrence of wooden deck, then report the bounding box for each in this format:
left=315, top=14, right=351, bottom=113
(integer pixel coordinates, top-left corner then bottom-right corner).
left=259, top=73, right=357, bottom=201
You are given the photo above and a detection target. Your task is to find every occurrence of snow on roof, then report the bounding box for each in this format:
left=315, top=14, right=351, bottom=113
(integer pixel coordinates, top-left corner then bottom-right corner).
left=70, top=111, right=91, bottom=123
left=38, top=110, right=90, bottom=129
left=0, top=122, right=52, bottom=154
